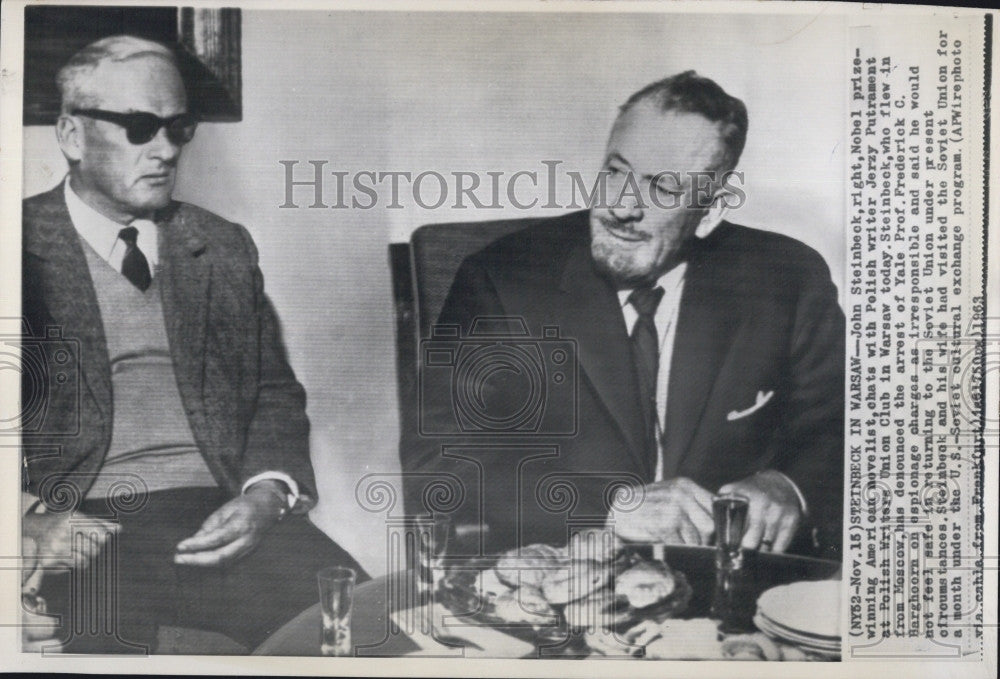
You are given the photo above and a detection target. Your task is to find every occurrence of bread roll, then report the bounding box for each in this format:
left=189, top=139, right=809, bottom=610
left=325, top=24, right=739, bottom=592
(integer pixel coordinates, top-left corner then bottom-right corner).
left=614, top=561, right=676, bottom=609
left=494, top=543, right=567, bottom=589
left=492, top=586, right=556, bottom=625
left=540, top=559, right=611, bottom=604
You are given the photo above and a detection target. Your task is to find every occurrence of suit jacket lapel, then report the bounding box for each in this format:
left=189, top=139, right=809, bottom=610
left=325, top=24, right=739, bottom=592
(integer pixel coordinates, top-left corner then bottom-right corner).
left=662, top=232, right=742, bottom=477
left=557, top=242, right=648, bottom=471
left=157, top=204, right=211, bottom=425
left=23, top=188, right=112, bottom=421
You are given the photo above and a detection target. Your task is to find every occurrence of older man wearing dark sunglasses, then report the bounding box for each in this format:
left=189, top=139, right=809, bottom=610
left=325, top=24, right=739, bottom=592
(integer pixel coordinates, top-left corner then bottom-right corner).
left=21, top=35, right=365, bottom=653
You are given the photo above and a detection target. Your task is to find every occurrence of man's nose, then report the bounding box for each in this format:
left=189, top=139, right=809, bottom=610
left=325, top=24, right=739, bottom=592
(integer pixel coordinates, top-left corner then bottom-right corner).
left=608, top=192, right=643, bottom=222
left=146, top=126, right=182, bottom=162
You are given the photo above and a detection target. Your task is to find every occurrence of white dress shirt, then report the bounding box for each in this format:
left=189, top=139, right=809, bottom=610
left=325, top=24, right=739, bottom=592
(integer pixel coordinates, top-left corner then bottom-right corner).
left=617, top=257, right=807, bottom=512
left=55, top=177, right=302, bottom=511
left=618, top=264, right=687, bottom=484
left=64, top=178, right=160, bottom=272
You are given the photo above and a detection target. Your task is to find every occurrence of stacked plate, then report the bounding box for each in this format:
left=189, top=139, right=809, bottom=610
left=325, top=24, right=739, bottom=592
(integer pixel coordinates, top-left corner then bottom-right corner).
left=754, top=580, right=841, bottom=657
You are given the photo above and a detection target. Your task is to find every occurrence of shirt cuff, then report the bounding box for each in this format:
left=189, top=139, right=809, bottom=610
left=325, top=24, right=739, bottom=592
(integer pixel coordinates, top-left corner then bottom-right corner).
left=241, top=472, right=301, bottom=510
left=771, top=470, right=808, bottom=515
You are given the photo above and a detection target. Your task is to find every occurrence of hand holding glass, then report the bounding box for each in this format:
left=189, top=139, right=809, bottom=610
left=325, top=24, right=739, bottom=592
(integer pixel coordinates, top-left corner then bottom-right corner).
left=713, top=493, right=749, bottom=570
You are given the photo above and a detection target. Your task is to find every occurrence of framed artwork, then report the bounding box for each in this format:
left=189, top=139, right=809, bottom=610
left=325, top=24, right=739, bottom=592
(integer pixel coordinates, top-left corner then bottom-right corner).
left=23, top=5, right=242, bottom=124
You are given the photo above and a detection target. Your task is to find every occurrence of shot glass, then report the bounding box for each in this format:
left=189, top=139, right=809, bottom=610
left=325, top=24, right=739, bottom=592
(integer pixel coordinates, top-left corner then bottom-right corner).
left=712, top=493, right=750, bottom=571
left=317, top=566, right=356, bottom=656
left=412, top=515, right=451, bottom=599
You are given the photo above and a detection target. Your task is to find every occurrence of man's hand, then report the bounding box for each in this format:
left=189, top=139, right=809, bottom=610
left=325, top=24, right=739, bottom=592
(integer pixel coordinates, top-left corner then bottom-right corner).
left=718, top=470, right=802, bottom=553
left=609, top=477, right=715, bottom=546
left=21, top=517, right=108, bottom=653
left=21, top=540, right=60, bottom=652
left=22, top=511, right=120, bottom=573
left=174, top=482, right=286, bottom=566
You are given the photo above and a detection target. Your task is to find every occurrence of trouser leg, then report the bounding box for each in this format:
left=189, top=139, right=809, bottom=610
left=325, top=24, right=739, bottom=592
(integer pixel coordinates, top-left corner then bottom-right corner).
left=176, top=513, right=369, bottom=651
left=36, top=488, right=221, bottom=653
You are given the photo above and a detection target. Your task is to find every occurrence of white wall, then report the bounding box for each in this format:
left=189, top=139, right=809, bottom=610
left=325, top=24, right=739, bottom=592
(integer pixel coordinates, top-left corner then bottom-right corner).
left=23, top=9, right=847, bottom=575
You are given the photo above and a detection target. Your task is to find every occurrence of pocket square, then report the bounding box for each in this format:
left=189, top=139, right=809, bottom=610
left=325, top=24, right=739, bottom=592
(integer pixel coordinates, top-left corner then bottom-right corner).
left=727, top=390, right=774, bottom=421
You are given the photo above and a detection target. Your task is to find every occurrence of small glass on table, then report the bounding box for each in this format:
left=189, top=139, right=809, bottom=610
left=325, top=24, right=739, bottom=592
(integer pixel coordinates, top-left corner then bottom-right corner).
left=407, top=516, right=452, bottom=640
left=412, top=515, right=451, bottom=600
left=317, top=566, right=356, bottom=656
left=711, top=492, right=753, bottom=634
left=712, top=492, right=750, bottom=571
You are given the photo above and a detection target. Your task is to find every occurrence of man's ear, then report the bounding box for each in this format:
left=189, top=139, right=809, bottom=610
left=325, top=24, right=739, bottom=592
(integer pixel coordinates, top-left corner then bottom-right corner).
left=55, top=114, right=84, bottom=163
left=693, top=189, right=731, bottom=239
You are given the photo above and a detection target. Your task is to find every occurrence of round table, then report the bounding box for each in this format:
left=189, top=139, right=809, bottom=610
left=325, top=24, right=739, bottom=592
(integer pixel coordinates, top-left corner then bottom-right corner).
left=253, top=545, right=840, bottom=657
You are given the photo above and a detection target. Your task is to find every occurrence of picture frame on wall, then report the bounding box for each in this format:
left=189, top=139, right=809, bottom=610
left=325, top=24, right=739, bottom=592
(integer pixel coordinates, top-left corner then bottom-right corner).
left=23, top=4, right=241, bottom=124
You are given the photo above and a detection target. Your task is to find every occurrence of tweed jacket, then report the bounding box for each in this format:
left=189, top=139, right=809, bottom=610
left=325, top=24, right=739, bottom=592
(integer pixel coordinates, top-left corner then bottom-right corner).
left=22, top=185, right=316, bottom=510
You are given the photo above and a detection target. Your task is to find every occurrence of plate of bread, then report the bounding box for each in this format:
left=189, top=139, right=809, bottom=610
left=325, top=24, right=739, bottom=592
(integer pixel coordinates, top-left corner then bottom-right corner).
left=436, top=542, right=692, bottom=648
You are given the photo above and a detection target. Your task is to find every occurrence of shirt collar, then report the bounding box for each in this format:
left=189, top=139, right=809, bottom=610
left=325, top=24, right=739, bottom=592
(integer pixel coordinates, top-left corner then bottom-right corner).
left=64, top=176, right=127, bottom=260
left=618, top=262, right=688, bottom=309
left=63, top=176, right=159, bottom=268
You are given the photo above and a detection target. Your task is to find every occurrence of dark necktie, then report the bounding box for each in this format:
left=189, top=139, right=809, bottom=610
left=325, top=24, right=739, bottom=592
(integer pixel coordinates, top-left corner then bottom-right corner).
left=628, top=286, right=664, bottom=476
left=117, top=226, right=152, bottom=292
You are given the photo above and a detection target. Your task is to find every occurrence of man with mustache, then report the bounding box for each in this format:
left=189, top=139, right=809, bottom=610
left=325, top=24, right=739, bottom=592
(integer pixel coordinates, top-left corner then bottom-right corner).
left=20, top=35, right=364, bottom=652
left=404, top=71, right=844, bottom=559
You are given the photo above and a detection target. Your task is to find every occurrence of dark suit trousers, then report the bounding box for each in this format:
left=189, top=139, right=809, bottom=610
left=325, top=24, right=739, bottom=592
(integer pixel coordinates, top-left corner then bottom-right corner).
left=38, top=487, right=367, bottom=654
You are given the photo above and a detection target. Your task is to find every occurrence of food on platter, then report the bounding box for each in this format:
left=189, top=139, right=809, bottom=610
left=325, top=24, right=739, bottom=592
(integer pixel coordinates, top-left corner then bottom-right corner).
left=564, top=557, right=691, bottom=631
left=493, top=543, right=567, bottom=589
left=721, top=632, right=783, bottom=660
left=562, top=582, right=691, bottom=634
left=614, top=560, right=677, bottom=609
left=619, top=618, right=666, bottom=648
left=490, top=542, right=615, bottom=610
left=539, top=558, right=612, bottom=605
left=437, top=542, right=691, bottom=635
left=437, top=545, right=835, bottom=660
left=473, top=566, right=512, bottom=605
left=563, top=587, right=619, bottom=629
left=492, top=586, right=557, bottom=624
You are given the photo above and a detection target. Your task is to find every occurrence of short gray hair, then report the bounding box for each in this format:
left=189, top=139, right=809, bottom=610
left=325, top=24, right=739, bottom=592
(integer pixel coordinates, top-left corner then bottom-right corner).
left=621, top=71, right=748, bottom=173
left=56, top=35, right=179, bottom=113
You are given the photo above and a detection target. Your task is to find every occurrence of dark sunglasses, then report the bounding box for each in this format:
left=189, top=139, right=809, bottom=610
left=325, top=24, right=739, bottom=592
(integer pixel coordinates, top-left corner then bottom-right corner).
left=72, top=108, right=198, bottom=145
